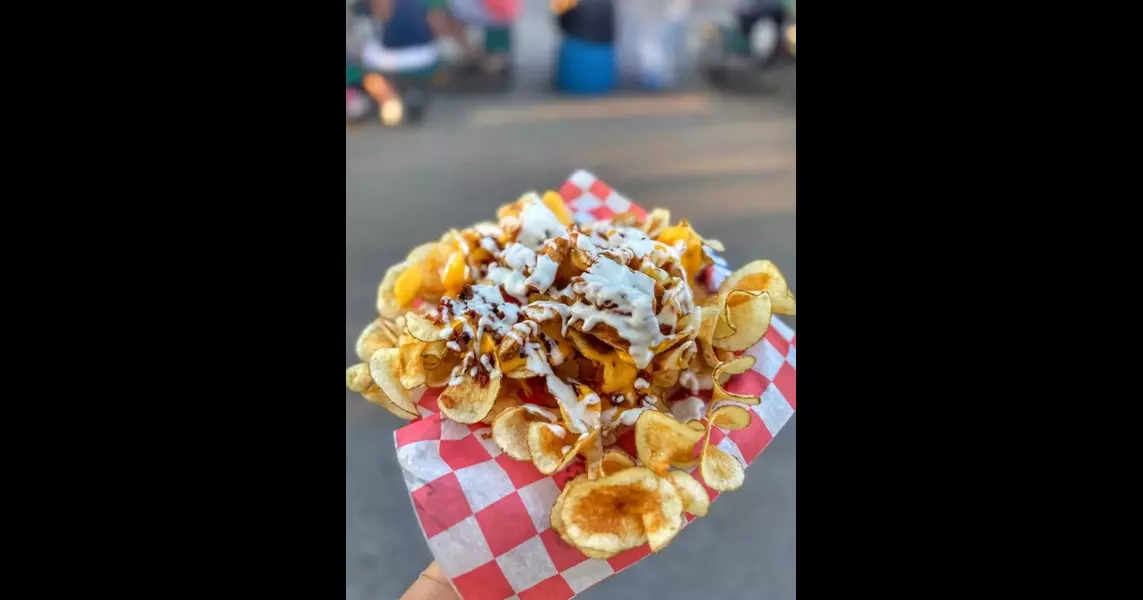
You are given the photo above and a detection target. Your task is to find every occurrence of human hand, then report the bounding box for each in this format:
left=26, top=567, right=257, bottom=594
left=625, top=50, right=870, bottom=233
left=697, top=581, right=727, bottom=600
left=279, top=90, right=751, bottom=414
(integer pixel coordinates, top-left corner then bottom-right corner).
left=400, top=562, right=459, bottom=600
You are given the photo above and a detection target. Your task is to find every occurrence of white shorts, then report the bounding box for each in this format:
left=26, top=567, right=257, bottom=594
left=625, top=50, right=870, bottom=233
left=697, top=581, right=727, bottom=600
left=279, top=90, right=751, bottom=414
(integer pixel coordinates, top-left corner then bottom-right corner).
left=362, top=39, right=439, bottom=73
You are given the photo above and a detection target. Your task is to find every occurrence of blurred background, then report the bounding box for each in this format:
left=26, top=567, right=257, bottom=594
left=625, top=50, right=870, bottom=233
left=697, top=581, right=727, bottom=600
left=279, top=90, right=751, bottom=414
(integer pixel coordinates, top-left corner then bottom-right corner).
left=347, top=0, right=794, bottom=598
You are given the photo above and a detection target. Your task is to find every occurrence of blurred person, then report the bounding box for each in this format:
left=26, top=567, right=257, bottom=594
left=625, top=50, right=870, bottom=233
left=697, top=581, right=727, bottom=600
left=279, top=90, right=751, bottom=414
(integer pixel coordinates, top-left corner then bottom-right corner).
left=447, top=0, right=519, bottom=76
left=554, top=0, right=617, bottom=94
left=360, top=0, right=452, bottom=124
left=347, top=1, right=374, bottom=121
left=735, top=0, right=788, bottom=65
left=618, top=0, right=690, bottom=89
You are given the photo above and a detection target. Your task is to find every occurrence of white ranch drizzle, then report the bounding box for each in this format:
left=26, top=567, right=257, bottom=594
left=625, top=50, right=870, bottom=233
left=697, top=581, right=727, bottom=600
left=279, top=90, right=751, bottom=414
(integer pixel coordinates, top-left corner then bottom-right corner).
left=517, top=195, right=569, bottom=250
left=522, top=404, right=560, bottom=421
left=568, top=257, right=664, bottom=369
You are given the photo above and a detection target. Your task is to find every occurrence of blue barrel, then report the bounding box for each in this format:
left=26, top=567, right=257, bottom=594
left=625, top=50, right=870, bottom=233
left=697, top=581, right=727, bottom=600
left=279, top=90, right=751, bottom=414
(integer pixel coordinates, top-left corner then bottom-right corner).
left=557, top=35, right=615, bottom=95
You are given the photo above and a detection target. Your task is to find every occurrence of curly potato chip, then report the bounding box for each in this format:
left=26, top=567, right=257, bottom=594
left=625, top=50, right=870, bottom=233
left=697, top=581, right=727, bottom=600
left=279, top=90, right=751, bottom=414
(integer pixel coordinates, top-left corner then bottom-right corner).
left=654, top=340, right=697, bottom=372
left=551, top=474, right=586, bottom=539
left=399, top=340, right=428, bottom=390
left=347, top=364, right=418, bottom=420
left=561, top=467, right=679, bottom=555
left=368, top=348, right=421, bottom=416
left=438, top=373, right=501, bottom=424
left=551, top=476, right=620, bottom=559
left=424, top=354, right=459, bottom=388
left=635, top=411, right=704, bottom=475
left=393, top=263, right=423, bottom=310
left=718, top=259, right=796, bottom=316
left=696, top=302, right=724, bottom=368
left=712, top=291, right=773, bottom=352
left=665, top=470, right=710, bottom=517
left=582, top=433, right=605, bottom=479
left=492, top=405, right=552, bottom=460
left=356, top=318, right=399, bottom=363
left=529, top=422, right=596, bottom=475
left=573, top=468, right=684, bottom=553
left=656, top=221, right=706, bottom=282
left=599, top=449, right=637, bottom=477
left=709, top=405, right=752, bottom=430
left=641, top=208, right=672, bottom=239
left=713, top=355, right=762, bottom=405
left=377, top=263, right=411, bottom=319
left=421, top=340, right=448, bottom=371
left=406, top=312, right=446, bottom=343
left=712, top=300, right=737, bottom=340
left=700, top=443, right=746, bottom=492
left=482, top=388, right=524, bottom=426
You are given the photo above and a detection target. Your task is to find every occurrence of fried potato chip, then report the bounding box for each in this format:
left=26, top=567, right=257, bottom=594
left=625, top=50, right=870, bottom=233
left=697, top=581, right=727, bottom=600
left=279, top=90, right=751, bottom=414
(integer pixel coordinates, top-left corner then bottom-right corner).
left=700, top=443, right=746, bottom=492
left=599, top=450, right=637, bottom=477
left=421, top=340, right=448, bottom=371
left=551, top=474, right=586, bottom=540
left=654, top=340, right=697, bottom=372
left=712, top=355, right=762, bottom=405
left=393, top=263, right=423, bottom=309
left=686, top=420, right=707, bottom=432
left=656, top=221, right=706, bottom=281
left=406, top=312, right=446, bottom=343
left=356, top=318, right=400, bottom=363
left=368, top=348, right=421, bottom=416
left=405, top=242, right=439, bottom=265
left=582, top=432, right=605, bottom=480
left=641, top=208, right=671, bottom=239
left=529, top=423, right=597, bottom=474
left=424, top=354, right=459, bottom=388
left=348, top=364, right=417, bottom=420
left=709, top=405, right=752, bottom=430
left=569, top=332, right=639, bottom=397
left=712, top=299, right=737, bottom=340
left=551, top=476, right=620, bottom=559
left=696, top=302, right=724, bottom=368
left=492, top=405, right=551, bottom=459
left=712, top=291, right=773, bottom=352
left=665, top=470, right=710, bottom=517
left=483, top=388, right=524, bottom=426
left=438, top=371, right=502, bottom=424
left=635, top=411, right=705, bottom=475
left=561, top=467, right=679, bottom=555
left=718, top=259, right=797, bottom=316
left=377, top=263, right=411, bottom=319
left=399, top=340, right=428, bottom=389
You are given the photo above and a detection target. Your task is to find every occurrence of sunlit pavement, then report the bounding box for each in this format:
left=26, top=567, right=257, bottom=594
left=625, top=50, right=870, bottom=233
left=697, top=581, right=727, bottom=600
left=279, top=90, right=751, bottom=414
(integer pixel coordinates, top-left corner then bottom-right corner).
left=347, top=5, right=795, bottom=600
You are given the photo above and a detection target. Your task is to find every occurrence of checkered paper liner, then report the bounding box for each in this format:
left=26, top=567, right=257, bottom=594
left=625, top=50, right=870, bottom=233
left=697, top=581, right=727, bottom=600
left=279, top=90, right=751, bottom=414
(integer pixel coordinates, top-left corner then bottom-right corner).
left=393, top=171, right=796, bottom=600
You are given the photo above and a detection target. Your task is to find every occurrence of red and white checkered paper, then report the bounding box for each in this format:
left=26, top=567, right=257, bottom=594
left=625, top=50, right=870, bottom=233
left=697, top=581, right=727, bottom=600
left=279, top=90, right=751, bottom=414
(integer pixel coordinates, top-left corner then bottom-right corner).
left=393, top=171, right=796, bottom=600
